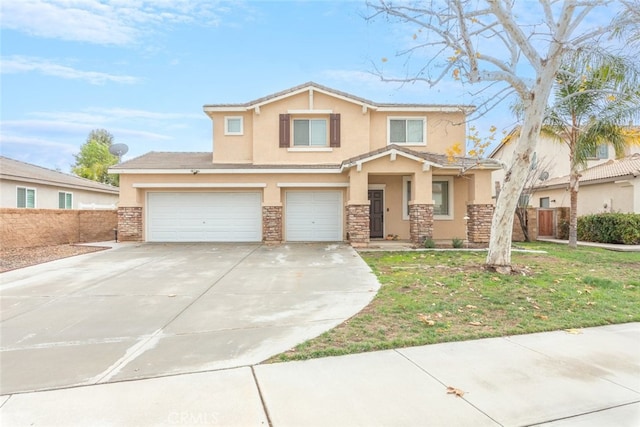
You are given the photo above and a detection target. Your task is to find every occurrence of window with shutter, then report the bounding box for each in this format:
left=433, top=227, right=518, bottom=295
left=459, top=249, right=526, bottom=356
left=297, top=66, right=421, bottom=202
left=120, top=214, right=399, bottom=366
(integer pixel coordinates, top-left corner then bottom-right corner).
left=279, top=114, right=290, bottom=147
left=330, top=113, right=341, bottom=147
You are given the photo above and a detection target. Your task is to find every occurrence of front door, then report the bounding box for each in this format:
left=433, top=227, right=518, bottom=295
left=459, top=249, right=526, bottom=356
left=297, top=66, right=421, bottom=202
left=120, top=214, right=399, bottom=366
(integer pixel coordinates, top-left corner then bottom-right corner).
left=368, top=190, right=384, bottom=238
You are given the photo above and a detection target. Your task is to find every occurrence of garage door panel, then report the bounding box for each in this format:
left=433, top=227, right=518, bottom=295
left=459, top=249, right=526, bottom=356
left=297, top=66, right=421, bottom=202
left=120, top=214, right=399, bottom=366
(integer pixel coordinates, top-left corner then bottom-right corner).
left=285, top=191, right=342, bottom=242
left=148, top=192, right=261, bottom=242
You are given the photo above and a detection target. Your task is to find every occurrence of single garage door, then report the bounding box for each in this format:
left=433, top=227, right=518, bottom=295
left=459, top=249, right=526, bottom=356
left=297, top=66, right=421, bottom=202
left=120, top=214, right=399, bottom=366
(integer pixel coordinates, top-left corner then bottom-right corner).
left=285, top=191, right=342, bottom=241
left=147, top=192, right=261, bottom=242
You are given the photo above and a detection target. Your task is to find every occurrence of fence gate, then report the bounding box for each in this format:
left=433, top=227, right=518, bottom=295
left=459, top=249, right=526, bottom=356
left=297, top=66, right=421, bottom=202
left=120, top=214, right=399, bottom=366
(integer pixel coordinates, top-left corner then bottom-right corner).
left=538, top=208, right=555, bottom=237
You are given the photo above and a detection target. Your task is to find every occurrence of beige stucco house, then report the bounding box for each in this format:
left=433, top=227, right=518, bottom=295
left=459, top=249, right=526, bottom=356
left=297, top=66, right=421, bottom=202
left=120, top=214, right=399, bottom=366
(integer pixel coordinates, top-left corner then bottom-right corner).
left=531, top=154, right=640, bottom=214
left=111, top=82, right=499, bottom=246
left=1, top=156, right=119, bottom=210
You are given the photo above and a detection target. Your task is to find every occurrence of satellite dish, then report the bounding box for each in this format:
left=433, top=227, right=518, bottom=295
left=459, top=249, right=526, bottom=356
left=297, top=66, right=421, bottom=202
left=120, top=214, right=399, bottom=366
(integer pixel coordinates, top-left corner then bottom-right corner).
left=539, top=171, right=549, bottom=181
left=109, top=143, right=129, bottom=162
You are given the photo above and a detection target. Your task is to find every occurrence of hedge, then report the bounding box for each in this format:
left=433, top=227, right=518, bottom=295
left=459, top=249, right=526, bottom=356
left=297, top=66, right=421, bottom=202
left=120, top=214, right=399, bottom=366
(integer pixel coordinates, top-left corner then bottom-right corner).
left=577, top=213, right=640, bottom=245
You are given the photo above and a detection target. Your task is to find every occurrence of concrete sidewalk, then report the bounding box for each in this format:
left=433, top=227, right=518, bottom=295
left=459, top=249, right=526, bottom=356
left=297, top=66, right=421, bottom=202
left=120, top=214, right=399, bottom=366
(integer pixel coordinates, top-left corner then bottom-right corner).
left=1, top=323, right=638, bottom=426
left=537, top=238, right=640, bottom=252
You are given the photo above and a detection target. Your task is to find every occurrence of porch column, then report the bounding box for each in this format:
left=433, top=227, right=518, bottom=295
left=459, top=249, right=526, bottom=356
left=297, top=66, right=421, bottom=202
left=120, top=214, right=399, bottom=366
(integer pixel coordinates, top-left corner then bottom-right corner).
left=347, top=168, right=370, bottom=247
left=466, top=204, right=494, bottom=243
left=466, top=170, right=494, bottom=243
left=409, top=169, right=433, bottom=246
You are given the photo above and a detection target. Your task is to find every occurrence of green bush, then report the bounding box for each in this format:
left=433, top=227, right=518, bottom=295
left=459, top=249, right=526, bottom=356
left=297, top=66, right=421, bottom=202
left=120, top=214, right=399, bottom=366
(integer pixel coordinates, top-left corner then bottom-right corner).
left=452, top=238, right=464, bottom=248
left=423, top=237, right=436, bottom=248
left=577, top=213, right=640, bottom=245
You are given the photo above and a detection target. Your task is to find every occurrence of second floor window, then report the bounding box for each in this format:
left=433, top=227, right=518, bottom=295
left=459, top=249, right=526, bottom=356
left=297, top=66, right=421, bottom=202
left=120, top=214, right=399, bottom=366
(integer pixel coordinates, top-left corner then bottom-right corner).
left=224, top=116, right=243, bottom=135
left=293, top=119, right=327, bottom=146
left=17, top=187, right=36, bottom=208
left=389, top=118, right=426, bottom=145
left=587, top=144, right=608, bottom=159
left=59, top=192, right=73, bottom=209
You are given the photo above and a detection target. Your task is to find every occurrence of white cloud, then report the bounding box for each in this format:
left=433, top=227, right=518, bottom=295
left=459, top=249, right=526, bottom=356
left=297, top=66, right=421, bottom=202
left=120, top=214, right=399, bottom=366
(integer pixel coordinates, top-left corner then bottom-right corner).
left=0, top=0, right=242, bottom=46
left=1, top=56, right=139, bottom=85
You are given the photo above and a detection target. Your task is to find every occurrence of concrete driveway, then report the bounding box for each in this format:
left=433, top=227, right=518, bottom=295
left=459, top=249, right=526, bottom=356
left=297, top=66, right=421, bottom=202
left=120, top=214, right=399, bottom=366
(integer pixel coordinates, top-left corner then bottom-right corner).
left=0, top=243, right=380, bottom=395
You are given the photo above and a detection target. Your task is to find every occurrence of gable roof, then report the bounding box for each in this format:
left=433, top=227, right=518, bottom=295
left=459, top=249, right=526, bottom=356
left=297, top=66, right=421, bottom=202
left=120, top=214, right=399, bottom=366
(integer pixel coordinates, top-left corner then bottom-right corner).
left=0, top=156, right=119, bottom=194
left=534, top=153, right=640, bottom=189
left=203, top=82, right=475, bottom=114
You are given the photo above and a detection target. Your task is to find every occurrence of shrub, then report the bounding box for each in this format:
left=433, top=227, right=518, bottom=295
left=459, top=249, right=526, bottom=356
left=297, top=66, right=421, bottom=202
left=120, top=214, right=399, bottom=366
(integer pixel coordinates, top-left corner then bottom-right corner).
left=423, top=237, right=436, bottom=248
left=452, top=238, right=464, bottom=248
left=577, top=213, right=640, bottom=245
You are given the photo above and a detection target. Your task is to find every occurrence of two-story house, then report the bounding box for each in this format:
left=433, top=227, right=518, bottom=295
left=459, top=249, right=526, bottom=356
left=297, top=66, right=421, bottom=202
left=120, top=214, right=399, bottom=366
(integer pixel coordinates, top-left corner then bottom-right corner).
left=111, top=82, right=498, bottom=247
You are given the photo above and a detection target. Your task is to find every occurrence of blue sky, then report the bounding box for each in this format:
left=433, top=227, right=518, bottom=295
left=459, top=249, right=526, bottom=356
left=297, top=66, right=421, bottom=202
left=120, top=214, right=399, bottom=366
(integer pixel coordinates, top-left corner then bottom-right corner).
left=0, top=0, right=618, bottom=173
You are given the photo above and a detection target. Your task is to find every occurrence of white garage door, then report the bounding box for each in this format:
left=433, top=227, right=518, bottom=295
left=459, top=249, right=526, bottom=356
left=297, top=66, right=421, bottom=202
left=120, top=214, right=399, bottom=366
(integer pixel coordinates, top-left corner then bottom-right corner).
left=147, top=192, right=261, bottom=242
left=285, top=191, right=342, bottom=241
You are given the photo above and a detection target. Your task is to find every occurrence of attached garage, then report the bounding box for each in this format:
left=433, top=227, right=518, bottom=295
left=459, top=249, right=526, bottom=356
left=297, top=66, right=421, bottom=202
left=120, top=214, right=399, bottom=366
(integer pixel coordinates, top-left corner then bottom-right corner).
left=285, top=191, right=343, bottom=241
left=147, top=192, right=262, bottom=242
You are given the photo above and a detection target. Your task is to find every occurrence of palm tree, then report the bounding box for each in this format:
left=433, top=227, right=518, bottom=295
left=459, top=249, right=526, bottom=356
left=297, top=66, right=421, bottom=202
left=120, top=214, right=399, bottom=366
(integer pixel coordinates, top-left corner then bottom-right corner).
left=541, top=52, right=640, bottom=248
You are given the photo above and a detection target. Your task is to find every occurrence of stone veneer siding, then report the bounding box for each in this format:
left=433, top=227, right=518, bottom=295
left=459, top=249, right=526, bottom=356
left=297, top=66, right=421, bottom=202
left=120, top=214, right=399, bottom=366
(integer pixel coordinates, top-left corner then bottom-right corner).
left=117, top=207, right=143, bottom=241
left=347, top=204, right=370, bottom=247
left=409, top=204, right=434, bottom=246
left=467, top=204, right=494, bottom=243
left=262, top=205, right=282, bottom=243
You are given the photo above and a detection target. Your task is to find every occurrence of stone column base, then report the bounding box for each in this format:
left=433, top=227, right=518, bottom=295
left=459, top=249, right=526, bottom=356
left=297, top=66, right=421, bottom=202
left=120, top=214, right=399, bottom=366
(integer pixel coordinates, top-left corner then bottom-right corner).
left=347, top=204, right=370, bottom=247
left=467, top=204, right=494, bottom=243
left=263, top=205, right=282, bottom=244
left=409, top=204, right=434, bottom=246
left=117, top=207, right=143, bottom=241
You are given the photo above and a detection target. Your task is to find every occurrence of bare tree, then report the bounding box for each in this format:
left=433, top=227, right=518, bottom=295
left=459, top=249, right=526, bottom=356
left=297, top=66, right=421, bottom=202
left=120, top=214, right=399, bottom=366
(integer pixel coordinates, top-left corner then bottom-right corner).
left=368, top=0, right=639, bottom=273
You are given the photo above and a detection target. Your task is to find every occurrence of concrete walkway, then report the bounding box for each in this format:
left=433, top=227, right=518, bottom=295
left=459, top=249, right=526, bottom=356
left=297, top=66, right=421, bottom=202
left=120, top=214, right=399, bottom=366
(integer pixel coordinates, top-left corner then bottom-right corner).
left=537, top=238, right=640, bottom=252
left=1, top=323, right=638, bottom=426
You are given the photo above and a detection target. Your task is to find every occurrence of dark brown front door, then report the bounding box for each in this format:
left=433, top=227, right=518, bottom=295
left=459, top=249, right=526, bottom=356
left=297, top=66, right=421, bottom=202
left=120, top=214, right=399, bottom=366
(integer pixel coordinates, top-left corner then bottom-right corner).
left=368, top=190, right=384, bottom=238
left=538, top=209, right=554, bottom=237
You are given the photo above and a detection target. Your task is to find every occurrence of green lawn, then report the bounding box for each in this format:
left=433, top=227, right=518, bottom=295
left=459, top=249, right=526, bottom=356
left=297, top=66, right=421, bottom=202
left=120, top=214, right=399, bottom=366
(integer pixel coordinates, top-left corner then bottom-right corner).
left=271, top=242, right=640, bottom=362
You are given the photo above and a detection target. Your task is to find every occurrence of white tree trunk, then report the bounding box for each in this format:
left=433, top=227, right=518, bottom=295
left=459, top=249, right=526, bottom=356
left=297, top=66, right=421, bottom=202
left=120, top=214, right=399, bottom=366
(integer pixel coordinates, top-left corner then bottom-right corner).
left=486, top=65, right=561, bottom=273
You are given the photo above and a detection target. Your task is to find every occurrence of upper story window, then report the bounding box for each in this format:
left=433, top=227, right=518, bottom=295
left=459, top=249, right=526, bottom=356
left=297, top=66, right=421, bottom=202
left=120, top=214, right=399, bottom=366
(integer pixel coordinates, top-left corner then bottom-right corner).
left=17, top=187, right=36, bottom=208
left=224, top=116, right=243, bottom=135
left=293, top=119, right=327, bottom=147
left=388, top=117, right=426, bottom=145
left=587, top=144, right=608, bottom=159
left=59, top=191, right=73, bottom=209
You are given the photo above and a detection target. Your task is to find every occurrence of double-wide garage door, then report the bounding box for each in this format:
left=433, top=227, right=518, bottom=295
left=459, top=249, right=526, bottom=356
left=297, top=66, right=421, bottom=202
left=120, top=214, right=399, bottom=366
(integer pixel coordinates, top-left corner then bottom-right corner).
left=147, top=192, right=262, bottom=242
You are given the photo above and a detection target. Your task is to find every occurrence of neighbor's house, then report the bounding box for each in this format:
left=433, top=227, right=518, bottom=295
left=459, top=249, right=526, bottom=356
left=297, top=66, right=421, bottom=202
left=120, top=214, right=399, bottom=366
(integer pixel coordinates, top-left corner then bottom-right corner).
left=110, top=82, right=499, bottom=247
left=0, top=156, right=119, bottom=210
left=531, top=154, right=640, bottom=214
left=489, top=128, right=640, bottom=205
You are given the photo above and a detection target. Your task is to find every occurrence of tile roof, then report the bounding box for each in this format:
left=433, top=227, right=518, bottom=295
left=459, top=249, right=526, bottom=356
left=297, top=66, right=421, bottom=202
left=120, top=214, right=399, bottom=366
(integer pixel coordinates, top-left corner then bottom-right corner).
left=0, top=156, right=119, bottom=194
left=111, top=147, right=501, bottom=172
left=535, top=153, right=640, bottom=188
left=203, top=81, right=475, bottom=111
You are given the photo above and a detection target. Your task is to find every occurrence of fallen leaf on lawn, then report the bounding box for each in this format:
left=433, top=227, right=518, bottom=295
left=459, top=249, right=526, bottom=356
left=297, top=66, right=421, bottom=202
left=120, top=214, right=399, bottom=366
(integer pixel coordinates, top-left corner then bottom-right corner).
left=491, top=277, right=501, bottom=281
left=418, top=314, right=436, bottom=326
left=446, top=386, right=465, bottom=397
left=586, top=301, right=596, bottom=306
left=468, top=321, right=482, bottom=326
left=532, top=305, right=540, bottom=310
left=436, top=312, right=443, bottom=318
left=565, top=328, right=582, bottom=335
left=534, top=313, right=549, bottom=320
left=465, top=304, right=477, bottom=309
left=549, top=288, right=556, bottom=293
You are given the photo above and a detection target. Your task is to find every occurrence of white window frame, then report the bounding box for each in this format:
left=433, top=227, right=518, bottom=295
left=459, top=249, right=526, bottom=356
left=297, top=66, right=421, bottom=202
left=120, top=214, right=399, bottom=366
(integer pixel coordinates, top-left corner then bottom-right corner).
left=387, top=117, right=427, bottom=146
left=402, top=176, right=412, bottom=220
left=224, top=116, right=244, bottom=135
left=59, top=191, right=73, bottom=209
left=17, top=186, right=36, bottom=208
left=292, top=118, right=328, bottom=147
left=433, top=176, right=454, bottom=220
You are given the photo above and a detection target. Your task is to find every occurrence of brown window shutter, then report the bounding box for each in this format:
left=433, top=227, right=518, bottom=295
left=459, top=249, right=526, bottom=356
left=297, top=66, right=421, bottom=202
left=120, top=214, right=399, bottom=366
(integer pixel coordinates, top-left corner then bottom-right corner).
left=330, top=113, right=341, bottom=147
left=279, top=114, right=290, bottom=147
